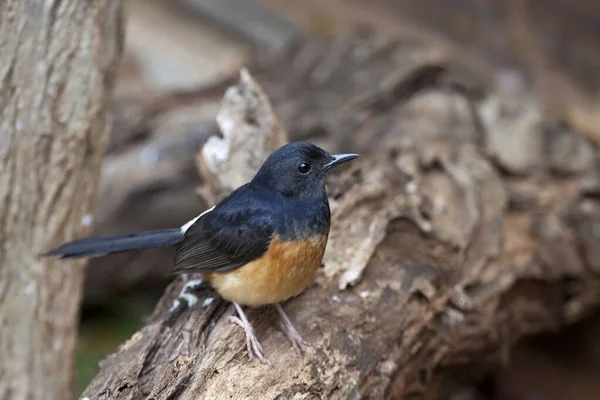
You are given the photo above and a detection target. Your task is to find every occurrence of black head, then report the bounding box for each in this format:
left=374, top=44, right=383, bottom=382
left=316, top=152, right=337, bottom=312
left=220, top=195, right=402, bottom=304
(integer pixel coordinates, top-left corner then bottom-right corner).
left=252, top=141, right=358, bottom=198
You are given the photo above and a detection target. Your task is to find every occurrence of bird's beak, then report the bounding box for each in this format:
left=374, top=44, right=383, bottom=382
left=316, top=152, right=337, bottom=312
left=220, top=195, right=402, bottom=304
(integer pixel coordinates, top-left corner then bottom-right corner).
left=324, top=153, right=359, bottom=171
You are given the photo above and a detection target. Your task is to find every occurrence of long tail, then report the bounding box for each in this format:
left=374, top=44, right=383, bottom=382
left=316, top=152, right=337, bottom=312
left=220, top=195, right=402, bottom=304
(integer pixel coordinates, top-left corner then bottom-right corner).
left=44, top=229, right=184, bottom=259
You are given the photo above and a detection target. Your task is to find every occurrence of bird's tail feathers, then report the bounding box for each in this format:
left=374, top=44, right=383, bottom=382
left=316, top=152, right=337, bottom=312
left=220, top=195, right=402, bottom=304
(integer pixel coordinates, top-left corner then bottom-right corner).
left=44, top=229, right=184, bottom=259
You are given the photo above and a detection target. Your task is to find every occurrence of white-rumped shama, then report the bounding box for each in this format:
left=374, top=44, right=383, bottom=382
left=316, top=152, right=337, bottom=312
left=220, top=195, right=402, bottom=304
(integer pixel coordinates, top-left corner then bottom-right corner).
left=45, top=141, right=358, bottom=363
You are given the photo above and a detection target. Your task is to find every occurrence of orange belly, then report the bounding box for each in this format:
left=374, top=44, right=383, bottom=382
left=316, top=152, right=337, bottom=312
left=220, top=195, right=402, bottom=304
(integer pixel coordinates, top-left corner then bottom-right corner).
left=205, top=235, right=327, bottom=307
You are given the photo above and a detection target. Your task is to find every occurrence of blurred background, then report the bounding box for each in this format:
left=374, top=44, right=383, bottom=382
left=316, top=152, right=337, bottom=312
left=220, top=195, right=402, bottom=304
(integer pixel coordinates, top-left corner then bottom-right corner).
left=76, top=0, right=600, bottom=398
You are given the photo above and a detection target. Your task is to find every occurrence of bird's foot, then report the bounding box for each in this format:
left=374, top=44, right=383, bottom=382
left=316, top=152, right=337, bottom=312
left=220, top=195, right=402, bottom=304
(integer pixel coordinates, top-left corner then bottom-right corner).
left=275, top=303, right=312, bottom=355
left=228, top=303, right=271, bottom=365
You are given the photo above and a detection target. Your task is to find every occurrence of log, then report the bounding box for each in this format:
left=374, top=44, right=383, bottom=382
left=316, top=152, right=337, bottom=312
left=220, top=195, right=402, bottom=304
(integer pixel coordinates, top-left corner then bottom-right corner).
left=0, top=1, right=124, bottom=399
left=81, top=33, right=600, bottom=399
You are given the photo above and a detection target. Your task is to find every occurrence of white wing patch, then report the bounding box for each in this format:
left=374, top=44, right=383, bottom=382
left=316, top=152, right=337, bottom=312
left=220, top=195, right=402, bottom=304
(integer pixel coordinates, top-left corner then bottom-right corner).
left=180, top=206, right=215, bottom=233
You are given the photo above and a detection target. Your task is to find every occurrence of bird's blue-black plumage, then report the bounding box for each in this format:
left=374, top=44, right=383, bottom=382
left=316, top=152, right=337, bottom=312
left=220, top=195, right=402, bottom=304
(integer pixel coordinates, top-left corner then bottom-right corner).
left=44, top=229, right=184, bottom=258
left=172, top=180, right=331, bottom=274
left=171, top=141, right=334, bottom=275
left=44, top=141, right=356, bottom=277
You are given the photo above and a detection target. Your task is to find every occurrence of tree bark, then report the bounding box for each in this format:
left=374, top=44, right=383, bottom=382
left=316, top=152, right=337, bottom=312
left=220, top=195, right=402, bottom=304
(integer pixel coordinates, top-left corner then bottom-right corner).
left=81, top=33, right=600, bottom=399
left=0, top=2, right=124, bottom=399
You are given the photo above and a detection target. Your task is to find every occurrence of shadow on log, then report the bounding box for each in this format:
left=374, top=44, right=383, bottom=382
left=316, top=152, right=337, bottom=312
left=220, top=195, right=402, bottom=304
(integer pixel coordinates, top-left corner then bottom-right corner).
left=83, top=32, right=600, bottom=399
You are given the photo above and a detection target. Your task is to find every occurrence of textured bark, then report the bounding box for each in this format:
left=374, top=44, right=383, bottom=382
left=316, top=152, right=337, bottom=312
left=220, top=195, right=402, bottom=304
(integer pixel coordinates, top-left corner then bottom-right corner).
left=0, top=1, right=124, bottom=399
left=82, top=33, right=600, bottom=399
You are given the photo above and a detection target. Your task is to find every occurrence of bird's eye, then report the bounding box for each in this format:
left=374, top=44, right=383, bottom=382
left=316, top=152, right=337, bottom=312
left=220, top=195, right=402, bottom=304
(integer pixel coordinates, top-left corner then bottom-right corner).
left=297, top=163, right=311, bottom=174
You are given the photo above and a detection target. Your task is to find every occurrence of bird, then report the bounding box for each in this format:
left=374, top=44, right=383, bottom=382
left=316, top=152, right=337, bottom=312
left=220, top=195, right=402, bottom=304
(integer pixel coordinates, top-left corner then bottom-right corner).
left=44, top=141, right=358, bottom=363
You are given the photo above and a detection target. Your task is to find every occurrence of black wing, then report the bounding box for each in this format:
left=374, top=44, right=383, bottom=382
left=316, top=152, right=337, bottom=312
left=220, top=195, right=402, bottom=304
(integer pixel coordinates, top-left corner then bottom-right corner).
left=171, top=205, right=274, bottom=275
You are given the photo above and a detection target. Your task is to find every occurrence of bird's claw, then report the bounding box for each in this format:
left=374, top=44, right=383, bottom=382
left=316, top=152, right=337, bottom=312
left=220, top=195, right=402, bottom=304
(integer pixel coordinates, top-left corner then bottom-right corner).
left=278, top=319, right=313, bottom=355
left=275, top=303, right=312, bottom=355
left=228, top=305, right=271, bottom=365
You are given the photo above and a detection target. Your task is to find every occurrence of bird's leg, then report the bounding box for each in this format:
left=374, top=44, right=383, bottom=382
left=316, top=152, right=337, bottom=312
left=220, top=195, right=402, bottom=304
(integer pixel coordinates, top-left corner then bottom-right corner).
left=227, top=302, right=271, bottom=365
left=275, top=303, right=312, bottom=354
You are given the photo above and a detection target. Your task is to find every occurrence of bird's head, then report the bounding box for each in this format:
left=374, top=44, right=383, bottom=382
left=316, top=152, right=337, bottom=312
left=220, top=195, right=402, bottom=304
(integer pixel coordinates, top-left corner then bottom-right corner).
left=252, top=141, right=358, bottom=198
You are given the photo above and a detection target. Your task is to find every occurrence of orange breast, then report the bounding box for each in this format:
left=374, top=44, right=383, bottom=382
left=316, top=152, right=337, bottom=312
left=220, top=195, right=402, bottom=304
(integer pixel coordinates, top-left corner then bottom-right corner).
left=205, top=235, right=328, bottom=307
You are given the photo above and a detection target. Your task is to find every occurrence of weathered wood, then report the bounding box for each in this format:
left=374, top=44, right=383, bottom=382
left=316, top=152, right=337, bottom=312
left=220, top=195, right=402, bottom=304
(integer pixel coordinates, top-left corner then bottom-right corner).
left=0, top=1, right=124, bottom=399
left=81, top=33, right=600, bottom=399
left=197, top=68, right=288, bottom=202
